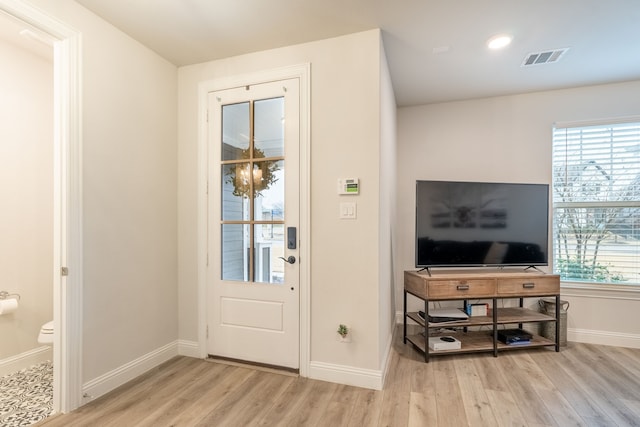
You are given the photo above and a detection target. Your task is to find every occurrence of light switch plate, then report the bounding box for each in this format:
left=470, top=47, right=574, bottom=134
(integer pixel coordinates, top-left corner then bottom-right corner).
left=340, top=202, right=357, bottom=219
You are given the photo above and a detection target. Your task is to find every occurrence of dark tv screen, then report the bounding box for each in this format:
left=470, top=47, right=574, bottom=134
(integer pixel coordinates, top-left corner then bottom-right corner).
left=416, top=180, right=549, bottom=268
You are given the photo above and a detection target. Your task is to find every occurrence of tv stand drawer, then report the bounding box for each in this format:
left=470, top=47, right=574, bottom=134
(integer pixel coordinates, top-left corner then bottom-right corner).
left=497, top=277, right=559, bottom=296
left=428, top=279, right=496, bottom=299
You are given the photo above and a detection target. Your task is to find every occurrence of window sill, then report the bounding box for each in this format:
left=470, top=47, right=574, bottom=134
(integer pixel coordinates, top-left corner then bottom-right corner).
left=561, top=281, right=640, bottom=300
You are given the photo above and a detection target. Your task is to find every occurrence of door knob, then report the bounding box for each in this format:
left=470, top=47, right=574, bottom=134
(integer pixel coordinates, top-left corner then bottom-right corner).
left=279, top=256, right=296, bottom=264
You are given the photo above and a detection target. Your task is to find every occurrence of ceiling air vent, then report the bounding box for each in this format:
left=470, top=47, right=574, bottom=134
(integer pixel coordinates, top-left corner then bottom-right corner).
left=522, top=48, right=569, bottom=66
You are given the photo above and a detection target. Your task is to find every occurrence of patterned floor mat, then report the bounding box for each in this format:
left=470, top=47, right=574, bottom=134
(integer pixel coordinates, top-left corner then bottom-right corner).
left=0, top=361, right=53, bottom=427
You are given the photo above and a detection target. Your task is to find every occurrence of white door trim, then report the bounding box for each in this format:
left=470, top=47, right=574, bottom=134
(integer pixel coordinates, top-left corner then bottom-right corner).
left=0, top=0, right=84, bottom=412
left=197, top=64, right=310, bottom=376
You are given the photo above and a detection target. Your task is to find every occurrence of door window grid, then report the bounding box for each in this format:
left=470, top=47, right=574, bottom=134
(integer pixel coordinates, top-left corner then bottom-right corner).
left=220, top=98, right=285, bottom=283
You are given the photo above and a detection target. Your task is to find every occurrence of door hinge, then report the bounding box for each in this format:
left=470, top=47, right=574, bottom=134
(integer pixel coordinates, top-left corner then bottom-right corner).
left=61, top=267, right=69, bottom=276
left=206, top=325, right=209, bottom=338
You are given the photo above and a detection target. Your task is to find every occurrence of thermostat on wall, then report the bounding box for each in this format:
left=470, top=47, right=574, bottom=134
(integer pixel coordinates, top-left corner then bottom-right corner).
left=338, top=178, right=360, bottom=195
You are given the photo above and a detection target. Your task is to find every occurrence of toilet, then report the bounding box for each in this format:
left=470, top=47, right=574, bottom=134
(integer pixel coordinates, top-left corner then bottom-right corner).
left=38, top=320, right=54, bottom=345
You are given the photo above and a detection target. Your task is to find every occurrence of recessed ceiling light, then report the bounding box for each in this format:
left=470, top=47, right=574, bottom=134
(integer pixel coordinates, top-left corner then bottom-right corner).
left=487, top=34, right=512, bottom=50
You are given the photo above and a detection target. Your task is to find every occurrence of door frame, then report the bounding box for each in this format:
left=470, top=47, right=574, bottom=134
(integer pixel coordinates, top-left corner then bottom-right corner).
left=0, top=0, right=83, bottom=412
left=197, top=64, right=310, bottom=376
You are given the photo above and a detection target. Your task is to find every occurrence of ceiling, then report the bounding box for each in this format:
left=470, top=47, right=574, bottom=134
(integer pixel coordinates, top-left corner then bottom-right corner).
left=6, top=1, right=640, bottom=106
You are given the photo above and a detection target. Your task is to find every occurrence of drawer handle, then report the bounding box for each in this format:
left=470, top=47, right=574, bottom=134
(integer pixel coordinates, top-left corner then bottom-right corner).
left=522, top=282, right=535, bottom=289
left=457, top=284, right=470, bottom=291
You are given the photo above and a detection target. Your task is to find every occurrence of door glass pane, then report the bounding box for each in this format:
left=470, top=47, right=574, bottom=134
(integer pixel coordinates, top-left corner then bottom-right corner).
left=221, top=163, right=250, bottom=221
left=254, top=224, right=284, bottom=284
left=222, top=102, right=250, bottom=161
left=220, top=95, right=287, bottom=284
left=254, top=160, right=284, bottom=220
left=221, top=224, right=250, bottom=281
left=254, top=97, right=284, bottom=158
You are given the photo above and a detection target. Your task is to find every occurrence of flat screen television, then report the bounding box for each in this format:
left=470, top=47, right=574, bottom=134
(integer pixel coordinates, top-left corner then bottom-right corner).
left=416, top=180, right=549, bottom=268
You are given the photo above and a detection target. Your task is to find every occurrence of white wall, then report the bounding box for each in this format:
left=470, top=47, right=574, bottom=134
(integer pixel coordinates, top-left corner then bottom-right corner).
left=0, top=33, right=53, bottom=364
left=178, top=29, right=393, bottom=379
left=378, top=40, right=397, bottom=368
left=27, top=0, right=179, bottom=385
left=397, top=80, right=640, bottom=348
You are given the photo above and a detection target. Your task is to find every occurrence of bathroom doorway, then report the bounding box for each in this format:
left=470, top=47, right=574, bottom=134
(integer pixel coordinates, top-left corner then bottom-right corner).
left=0, top=10, right=55, bottom=425
left=0, top=0, right=83, bottom=416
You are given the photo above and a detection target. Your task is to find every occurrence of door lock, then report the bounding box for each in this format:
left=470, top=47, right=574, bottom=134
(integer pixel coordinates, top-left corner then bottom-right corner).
left=279, top=256, right=296, bottom=264
left=287, top=227, right=297, bottom=249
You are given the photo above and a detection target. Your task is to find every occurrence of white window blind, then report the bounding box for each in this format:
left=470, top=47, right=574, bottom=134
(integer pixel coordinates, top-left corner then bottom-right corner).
left=553, top=121, right=640, bottom=285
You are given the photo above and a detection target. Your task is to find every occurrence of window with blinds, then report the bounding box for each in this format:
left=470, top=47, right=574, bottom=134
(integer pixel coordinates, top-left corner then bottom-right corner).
left=552, top=121, right=640, bottom=285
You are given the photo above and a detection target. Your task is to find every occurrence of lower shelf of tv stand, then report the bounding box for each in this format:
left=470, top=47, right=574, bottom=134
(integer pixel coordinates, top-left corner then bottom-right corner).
left=407, top=307, right=556, bottom=329
left=406, top=331, right=557, bottom=357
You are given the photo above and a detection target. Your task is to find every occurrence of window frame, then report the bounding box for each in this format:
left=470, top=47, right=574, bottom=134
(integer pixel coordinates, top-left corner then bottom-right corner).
left=552, top=118, right=640, bottom=289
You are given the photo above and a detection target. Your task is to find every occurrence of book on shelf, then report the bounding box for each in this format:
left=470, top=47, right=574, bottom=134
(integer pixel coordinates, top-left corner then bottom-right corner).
left=497, top=328, right=532, bottom=345
left=505, top=340, right=531, bottom=346
left=465, top=303, right=489, bottom=317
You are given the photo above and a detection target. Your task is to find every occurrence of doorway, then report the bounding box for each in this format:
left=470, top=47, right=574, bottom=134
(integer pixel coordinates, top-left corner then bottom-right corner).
left=0, top=11, right=53, bottom=425
left=198, top=65, right=310, bottom=375
left=207, top=79, right=300, bottom=369
left=0, top=0, right=83, bottom=414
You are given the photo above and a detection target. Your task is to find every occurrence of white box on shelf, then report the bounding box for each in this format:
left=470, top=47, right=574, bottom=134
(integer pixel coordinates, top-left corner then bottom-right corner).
left=429, top=336, right=461, bottom=351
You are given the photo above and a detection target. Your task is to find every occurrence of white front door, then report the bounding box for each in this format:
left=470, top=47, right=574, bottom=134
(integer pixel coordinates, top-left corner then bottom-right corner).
left=207, top=79, right=300, bottom=369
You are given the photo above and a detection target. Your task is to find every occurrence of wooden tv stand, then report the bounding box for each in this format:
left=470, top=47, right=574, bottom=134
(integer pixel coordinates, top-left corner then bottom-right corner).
left=403, top=269, right=560, bottom=362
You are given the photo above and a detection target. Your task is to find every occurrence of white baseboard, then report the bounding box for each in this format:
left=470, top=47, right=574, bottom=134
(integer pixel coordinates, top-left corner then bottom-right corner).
left=178, top=339, right=200, bottom=358
left=308, top=361, right=384, bottom=390
left=79, top=335, right=394, bottom=404
left=379, top=324, right=394, bottom=389
left=0, top=346, right=53, bottom=377
left=179, top=336, right=391, bottom=391
left=395, top=310, right=403, bottom=324
left=82, top=341, right=180, bottom=403
left=568, top=328, right=640, bottom=349
left=308, top=324, right=394, bottom=391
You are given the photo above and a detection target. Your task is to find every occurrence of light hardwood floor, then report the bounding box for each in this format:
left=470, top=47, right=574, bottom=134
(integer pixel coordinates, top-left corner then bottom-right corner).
left=37, top=327, right=640, bottom=426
